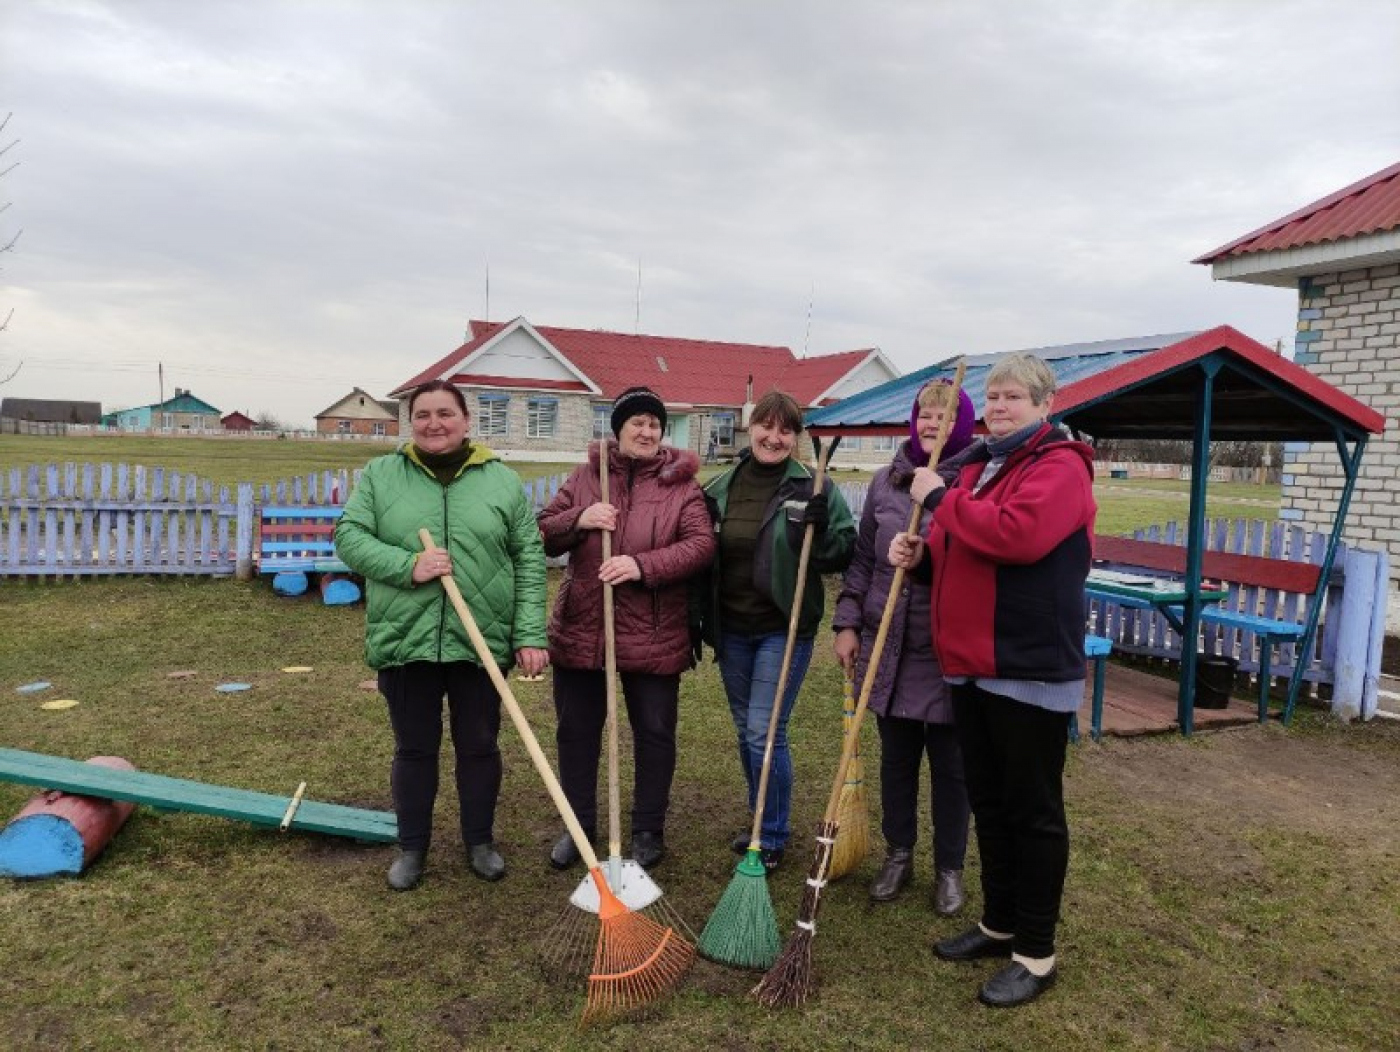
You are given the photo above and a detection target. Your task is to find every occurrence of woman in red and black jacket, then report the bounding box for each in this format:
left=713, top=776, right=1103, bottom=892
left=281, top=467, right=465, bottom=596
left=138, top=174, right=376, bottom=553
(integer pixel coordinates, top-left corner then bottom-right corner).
left=890, top=352, right=1096, bottom=1010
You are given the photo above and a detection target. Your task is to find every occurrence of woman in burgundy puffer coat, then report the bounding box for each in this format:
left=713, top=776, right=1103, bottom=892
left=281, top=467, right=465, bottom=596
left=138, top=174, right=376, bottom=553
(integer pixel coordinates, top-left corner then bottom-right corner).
left=833, top=379, right=977, bottom=913
left=537, top=387, right=716, bottom=870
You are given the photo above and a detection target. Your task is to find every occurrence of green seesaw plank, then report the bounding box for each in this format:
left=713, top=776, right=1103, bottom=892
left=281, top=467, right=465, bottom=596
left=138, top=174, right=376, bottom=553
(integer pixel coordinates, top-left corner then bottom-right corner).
left=0, top=748, right=397, bottom=843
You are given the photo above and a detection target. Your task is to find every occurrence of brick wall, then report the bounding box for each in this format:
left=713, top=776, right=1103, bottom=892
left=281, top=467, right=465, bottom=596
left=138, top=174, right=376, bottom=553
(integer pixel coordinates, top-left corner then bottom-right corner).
left=316, top=417, right=400, bottom=437
left=1283, top=263, right=1399, bottom=568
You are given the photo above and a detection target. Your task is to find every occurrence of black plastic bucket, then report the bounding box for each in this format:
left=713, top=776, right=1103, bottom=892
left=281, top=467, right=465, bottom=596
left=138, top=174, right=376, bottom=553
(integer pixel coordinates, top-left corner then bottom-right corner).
left=1195, top=653, right=1239, bottom=709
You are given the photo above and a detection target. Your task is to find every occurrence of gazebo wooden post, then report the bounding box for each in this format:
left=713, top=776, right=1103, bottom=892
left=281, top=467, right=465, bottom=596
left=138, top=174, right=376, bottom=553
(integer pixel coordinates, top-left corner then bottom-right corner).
left=1177, top=359, right=1220, bottom=736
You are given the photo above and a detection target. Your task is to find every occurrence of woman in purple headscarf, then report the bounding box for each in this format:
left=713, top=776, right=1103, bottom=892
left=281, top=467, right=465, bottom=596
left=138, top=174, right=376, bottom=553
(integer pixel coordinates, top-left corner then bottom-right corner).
left=832, top=378, right=977, bottom=913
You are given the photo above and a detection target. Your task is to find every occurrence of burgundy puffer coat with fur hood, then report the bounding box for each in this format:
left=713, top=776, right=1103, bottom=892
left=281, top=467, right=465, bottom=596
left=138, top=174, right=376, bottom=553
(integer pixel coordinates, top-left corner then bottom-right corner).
left=538, top=440, right=716, bottom=675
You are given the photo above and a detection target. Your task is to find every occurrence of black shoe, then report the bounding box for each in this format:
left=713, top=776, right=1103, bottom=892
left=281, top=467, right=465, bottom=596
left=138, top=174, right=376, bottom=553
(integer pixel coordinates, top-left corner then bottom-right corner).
left=978, top=962, right=1057, bottom=1007
left=468, top=842, right=506, bottom=882
left=630, top=831, right=666, bottom=870
left=387, top=849, right=425, bottom=891
left=760, top=847, right=784, bottom=871
left=934, top=926, right=1014, bottom=962
left=869, top=846, right=913, bottom=903
left=549, top=829, right=587, bottom=870
left=731, top=832, right=753, bottom=855
left=933, top=868, right=966, bottom=916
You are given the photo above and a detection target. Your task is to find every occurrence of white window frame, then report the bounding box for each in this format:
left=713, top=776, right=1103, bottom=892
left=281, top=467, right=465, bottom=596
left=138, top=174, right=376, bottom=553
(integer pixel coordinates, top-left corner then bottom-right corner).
left=593, top=405, right=611, bottom=441
left=337, top=419, right=353, bottom=434
left=712, top=412, right=736, bottom=446
left=476, top=395, right=509, bottom=439
left=527, top=398, right=558, bottom=439
left=871, top=435, right=895, bottom=453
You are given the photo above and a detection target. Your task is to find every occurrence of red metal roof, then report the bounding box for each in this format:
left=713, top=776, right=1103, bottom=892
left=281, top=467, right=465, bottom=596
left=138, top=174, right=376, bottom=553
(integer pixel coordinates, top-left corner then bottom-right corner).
left=393, top=320, right=874, bottom=406
left=1056, top=325, right=1385, bottom=440
left=1194, top=161, right=1400, bottom=263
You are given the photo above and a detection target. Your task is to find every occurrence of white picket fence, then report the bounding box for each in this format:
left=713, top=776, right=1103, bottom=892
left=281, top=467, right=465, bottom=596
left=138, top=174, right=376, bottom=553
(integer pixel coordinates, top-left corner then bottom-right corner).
left=0, top=463, right=574, bottom=580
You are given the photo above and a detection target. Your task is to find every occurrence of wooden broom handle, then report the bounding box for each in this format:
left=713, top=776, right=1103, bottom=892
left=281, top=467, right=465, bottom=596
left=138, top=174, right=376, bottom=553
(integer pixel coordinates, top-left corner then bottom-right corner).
left=418, top=528, right=604, bottom=872
left=820, top=359, right=967, bottom=823
left=747, top=439, right=834, bottom=848
left=600, top=443, right=622, bottom=859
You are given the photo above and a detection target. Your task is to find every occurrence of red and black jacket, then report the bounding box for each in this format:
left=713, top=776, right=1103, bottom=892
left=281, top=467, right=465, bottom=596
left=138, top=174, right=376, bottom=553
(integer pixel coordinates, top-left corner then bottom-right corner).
left=926, top=424, right=1096, bottom=682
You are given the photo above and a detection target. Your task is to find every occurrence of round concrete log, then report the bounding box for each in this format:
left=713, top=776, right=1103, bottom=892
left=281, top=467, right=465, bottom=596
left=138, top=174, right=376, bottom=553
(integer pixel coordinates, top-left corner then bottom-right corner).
left=319, top=572, right=361, bottom=606
left=0, top=756, right=137, bottom=879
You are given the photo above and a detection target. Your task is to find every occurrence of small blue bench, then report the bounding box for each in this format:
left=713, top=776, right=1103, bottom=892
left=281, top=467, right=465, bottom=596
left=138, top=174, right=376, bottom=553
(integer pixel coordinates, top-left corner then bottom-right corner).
left=258, top=506, right=354, bottom=600
left=1069, top=634, right=1114, bottom=743
left=1091, top=535, right=1317, bottom=725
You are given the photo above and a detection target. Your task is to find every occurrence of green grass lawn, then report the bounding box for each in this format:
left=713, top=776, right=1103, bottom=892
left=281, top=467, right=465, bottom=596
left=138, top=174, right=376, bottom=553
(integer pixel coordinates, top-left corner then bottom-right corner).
left=2, top=577, right=1397, bottom=1050
left=3, top=440, right=1396, bottom=1049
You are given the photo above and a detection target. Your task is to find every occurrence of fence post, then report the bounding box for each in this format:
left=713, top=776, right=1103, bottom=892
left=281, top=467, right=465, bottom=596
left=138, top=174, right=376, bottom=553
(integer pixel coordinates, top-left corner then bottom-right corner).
left=234, top=483, right=255, bottom=580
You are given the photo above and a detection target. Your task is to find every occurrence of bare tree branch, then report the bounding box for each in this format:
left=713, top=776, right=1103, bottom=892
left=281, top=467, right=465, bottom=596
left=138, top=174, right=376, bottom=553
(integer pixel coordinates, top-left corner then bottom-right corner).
left=0, top=229, right=20, bottom=253
left=0, top=355, right=22, bottom=386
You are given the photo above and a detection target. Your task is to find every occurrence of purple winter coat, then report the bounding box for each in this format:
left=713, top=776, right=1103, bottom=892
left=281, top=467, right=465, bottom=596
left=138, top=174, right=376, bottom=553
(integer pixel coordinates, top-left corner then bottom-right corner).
left=538, top=440, right=715, bottom=676
left=832, top=440, right=962, bottom=724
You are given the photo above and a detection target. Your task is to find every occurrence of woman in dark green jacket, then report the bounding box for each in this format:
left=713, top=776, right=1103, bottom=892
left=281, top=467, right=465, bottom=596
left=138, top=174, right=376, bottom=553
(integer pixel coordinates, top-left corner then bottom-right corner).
left=336, top=381, right=549, bottom=892
left=703, top=390, right=855, bottom=868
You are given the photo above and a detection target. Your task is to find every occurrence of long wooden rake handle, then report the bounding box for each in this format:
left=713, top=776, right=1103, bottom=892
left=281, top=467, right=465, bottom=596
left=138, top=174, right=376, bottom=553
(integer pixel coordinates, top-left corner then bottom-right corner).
left=600, top=445, right=622, bottom=863
left=746, top=439, right=834, bottom=851
left=819, top=360, right=967, bottom=824
left=418, top=528, right=605, bottom=874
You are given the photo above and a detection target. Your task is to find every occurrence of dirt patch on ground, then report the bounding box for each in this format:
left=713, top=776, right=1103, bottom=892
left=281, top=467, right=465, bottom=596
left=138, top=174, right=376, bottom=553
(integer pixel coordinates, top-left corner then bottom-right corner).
left=1082, top=719, right=1400, bottom=853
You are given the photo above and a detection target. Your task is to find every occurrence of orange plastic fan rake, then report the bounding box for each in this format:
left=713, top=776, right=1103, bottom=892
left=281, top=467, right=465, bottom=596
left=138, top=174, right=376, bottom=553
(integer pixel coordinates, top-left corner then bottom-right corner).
left=417, top=528, right=694, bottom=1025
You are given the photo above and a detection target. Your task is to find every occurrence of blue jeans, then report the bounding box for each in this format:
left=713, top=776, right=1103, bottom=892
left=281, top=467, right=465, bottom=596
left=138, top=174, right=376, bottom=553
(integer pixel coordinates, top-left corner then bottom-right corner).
left=718, top=631, right=815, bottom=850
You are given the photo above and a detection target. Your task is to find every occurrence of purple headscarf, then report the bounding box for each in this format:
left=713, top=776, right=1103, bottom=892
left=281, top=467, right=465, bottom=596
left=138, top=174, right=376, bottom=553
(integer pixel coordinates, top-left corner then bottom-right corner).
left=907, top=380, right=976, bottom=467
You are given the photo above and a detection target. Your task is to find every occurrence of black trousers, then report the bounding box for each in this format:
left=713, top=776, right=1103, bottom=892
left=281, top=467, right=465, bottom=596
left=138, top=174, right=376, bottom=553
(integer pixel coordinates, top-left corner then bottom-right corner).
left=952, top=682, right=1071, bottom=960
left=379, top=661, right=502, bottom=851
left=553, top=666, right=680, bottom=837
left=875, top=714, right=970, bottom=872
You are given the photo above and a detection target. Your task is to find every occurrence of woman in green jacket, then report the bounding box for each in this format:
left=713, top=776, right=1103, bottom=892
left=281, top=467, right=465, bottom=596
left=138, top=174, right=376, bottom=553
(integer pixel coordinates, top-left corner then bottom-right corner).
left=703, top=390, right=856, bottom=868
left=336, top=381, right=549, bottom=892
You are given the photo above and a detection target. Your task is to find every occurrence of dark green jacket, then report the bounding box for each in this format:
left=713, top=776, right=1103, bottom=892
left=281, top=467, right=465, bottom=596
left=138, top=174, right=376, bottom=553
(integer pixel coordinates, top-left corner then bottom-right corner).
left=334, top=443, right=548, bottom=670
left=700, top=451, right=855, bottom=653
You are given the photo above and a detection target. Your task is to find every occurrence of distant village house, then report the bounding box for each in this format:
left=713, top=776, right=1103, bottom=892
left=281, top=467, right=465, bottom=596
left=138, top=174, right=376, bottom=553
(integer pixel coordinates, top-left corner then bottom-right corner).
left=221, top=411, right=257, bottom=432
left=314, top=388, right=401, bottom=437
left=102, top=389, right=221, bottom=431
left=1, top=397, right=103, bottom=425
left=389, top=316, right=898, bottom=461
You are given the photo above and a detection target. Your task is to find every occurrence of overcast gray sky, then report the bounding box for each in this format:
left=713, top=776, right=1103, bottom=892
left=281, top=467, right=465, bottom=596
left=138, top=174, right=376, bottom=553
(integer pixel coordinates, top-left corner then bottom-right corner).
left=1, top=1, right=1397, bottom=426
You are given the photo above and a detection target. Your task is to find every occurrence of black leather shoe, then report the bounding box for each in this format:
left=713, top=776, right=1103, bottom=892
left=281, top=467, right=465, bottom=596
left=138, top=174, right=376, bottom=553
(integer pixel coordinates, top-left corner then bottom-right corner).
left=731, top=832, right=753, bottom=855
left=387, top=849, right=425, bottom=891
left=468, top=842, right=506, bottom=882
left=760, top=847, right=783, bottom=871
left=869, top=846, right=913, bottom=903
left=934, top=926, right=1014, bottom=962
left=549, top=829, right=587, bottom=870
left=978, top=962, right=1057, bottom=1007
left=630, top=831, right=666, bottom=870
left=933, top=868, right=966, bottom=916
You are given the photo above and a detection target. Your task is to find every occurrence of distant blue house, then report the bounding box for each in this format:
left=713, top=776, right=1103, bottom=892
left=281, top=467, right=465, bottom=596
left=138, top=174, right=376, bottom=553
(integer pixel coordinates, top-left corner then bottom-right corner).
left=102, top=388, right=222, bottom=431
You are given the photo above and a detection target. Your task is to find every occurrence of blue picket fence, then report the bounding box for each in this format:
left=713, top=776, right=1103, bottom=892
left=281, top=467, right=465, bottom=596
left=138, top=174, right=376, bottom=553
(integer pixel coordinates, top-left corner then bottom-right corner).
left=0, top=462, right=574, bottom=580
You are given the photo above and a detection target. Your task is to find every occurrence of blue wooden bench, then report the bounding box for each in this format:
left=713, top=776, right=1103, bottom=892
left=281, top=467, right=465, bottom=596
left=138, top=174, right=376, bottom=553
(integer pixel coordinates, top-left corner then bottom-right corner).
left=1070, top=634, right=1113, bottom=743
left=258, top=506, right=353, bottom=599
left=1091, top=535, right=1317, bottom=722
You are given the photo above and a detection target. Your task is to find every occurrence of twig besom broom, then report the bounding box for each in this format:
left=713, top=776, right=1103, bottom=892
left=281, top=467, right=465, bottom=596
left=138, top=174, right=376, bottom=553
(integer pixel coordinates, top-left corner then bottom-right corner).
left=754, top=360, right=967, bottom=1009
left=824, top=672, right=868, bottom=880
left=418, top=529, right=694, bottom=1025
left=546, top=442, right=691, bottom=977
left=697, top=438, right=836, bottom=969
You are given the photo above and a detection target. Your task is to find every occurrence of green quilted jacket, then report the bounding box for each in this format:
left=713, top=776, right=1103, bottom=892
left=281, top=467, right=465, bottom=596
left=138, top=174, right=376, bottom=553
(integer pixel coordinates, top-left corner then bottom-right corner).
left=334, top=443, right=548, bottom=670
